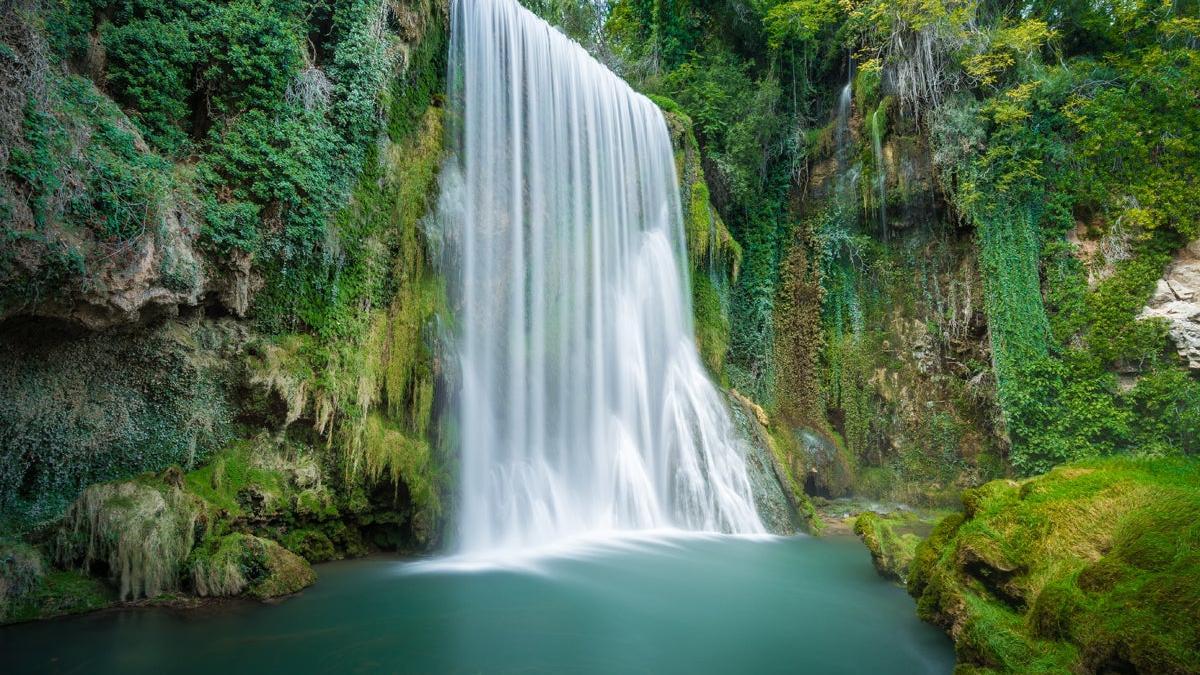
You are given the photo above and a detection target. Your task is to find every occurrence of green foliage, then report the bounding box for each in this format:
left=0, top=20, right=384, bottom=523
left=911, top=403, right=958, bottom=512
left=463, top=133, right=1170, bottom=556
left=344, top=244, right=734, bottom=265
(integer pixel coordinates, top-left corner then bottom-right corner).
left=605, top=0, right=701, bottom=72
left=199, top=0, right=302, bottom=117
left=62, top=78, right=175, bottom=242
left=198, top=106, right=343, bottom=262
left=7, top=100, right=64, bottom=228
left=928, top=25, right=1200, bottom=472
left=200, top=196, right=260, bottom=253
left=1006, top=355, right=1130, bottom=474
left=961, top=19, right=1054, bottom=87
left=662, top=50, right=785, bottom=209
left=764, top=0, right=843, bottom=50
left=101, top=17, right=197, bottom=153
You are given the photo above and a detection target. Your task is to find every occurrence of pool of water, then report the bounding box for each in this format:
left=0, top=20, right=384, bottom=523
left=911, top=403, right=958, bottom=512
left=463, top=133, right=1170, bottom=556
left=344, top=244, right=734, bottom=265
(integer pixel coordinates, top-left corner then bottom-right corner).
left=1, top=534, right=954, bottom=674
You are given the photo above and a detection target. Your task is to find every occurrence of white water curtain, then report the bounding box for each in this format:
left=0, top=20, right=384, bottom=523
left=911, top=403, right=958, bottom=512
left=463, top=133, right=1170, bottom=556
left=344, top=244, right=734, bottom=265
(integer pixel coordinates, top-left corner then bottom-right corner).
left=441, top=0, right=764, bottom=554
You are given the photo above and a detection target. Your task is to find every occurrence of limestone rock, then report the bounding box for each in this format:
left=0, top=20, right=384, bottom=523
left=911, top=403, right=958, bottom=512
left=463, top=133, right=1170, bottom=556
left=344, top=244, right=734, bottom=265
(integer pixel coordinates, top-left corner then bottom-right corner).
left=3, top=201, right=209, bottom=330
left=1139, top=239, right=1200, bottom=370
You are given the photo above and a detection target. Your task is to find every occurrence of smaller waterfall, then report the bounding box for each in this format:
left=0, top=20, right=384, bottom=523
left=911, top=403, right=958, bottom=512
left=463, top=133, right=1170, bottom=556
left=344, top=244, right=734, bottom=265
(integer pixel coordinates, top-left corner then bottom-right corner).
left=870, top=106, right=887, bottom=240
left=834, top=82, right=853, bottom=171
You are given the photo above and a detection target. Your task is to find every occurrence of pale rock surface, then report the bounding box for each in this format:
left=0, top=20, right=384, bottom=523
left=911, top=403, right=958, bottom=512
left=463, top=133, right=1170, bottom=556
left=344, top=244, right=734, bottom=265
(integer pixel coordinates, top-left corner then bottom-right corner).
left=1140, top=239, right=1200, bottom=370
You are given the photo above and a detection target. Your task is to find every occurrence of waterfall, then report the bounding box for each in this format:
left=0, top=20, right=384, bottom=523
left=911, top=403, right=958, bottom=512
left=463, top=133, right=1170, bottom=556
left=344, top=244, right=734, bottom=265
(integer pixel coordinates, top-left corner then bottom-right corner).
left=870, top=106, right=887, bottom=239
left=834, top=82, right=853, bottom=172
left=440, top=0, right=764, bottom=555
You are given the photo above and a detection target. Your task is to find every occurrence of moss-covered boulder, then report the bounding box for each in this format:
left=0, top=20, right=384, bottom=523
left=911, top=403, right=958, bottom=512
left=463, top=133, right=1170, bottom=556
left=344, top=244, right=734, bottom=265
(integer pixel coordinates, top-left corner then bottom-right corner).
left=190, top=533, right=315, bottom=599
left=56, top=476, right=204, bottom=601
left=909, top=458, right=1200, bottom=673
left=854, top=510, right=923, bottom=582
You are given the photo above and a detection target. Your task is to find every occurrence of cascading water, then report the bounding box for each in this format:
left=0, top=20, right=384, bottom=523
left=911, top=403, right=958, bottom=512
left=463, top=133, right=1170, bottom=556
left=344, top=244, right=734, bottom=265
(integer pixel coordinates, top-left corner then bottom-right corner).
left=870, top=106, right=887, bottom=239
left=439, top=0, right=764, bottom=555
left=834, top=81, right=853, bottom=172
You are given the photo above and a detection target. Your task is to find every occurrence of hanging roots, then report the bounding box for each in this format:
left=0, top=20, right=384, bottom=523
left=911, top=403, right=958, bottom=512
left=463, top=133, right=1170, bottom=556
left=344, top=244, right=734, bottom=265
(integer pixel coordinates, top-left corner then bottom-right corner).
left=56, top=481, right=202, bottom=601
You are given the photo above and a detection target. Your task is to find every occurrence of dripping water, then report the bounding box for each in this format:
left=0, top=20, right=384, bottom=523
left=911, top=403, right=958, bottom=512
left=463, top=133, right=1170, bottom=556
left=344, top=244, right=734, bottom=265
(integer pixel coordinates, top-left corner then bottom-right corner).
left=871, top=105, right=887, bottom=241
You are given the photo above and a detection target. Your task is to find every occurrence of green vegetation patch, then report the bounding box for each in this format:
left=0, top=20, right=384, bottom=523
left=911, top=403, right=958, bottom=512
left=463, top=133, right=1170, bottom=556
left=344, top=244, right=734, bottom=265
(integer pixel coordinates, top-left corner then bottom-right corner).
left=189, top=533, right=315, bottom=599
left=854, top=510, right=925, bottom=582
left=909, top=457, right=1200, bottom=673
left=1, top=537, right=113, bottom=626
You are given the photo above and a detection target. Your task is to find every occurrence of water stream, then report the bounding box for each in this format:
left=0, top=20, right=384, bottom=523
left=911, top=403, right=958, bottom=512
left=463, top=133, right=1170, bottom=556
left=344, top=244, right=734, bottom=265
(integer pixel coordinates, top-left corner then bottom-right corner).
left=443, top=0, right=763, bottom=555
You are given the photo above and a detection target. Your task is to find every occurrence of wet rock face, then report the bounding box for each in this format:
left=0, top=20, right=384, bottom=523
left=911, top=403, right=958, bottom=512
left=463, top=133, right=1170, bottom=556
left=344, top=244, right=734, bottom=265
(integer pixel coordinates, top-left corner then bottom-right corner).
left=725, top=392, right=801, bottom=535
left=1139, top=239, right=1200, bottom=370
left=794, top=428, right=852, bottom=499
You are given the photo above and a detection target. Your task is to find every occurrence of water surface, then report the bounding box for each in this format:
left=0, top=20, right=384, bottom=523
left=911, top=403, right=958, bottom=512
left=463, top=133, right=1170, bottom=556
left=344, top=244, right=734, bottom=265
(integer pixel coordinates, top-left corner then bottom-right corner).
left=1, top=535, right=954, bottom=674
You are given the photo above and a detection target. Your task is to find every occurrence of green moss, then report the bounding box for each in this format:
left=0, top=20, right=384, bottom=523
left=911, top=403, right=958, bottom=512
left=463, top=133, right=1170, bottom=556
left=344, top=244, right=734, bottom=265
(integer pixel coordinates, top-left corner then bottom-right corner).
left=1, top=566, right=113, bottom=625
left=693, top=272, right=731, bottom=377
left=280, top=528, right=336, bottom=563
left=660, top=107, right=741, bottom=383
left=183, top=440, right=293, bottom=518
left=189, top=533, right=315, bottom=599
left=909, top=458, right=1200, bottom=672
left=853, top=511, right=923, bottom=582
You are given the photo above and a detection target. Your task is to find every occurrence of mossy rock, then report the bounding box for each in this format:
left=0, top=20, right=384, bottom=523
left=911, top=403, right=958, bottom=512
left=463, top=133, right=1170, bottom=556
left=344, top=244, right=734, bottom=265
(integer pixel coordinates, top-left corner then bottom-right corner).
left=853, top=511, right=924, bottom=583
left=909, top=457, right=1200, bottom=673
left=2, top=539, right=113, bottom=624
left=56, top=476, right=204, bottom=601
left=190, top=533, right=314, bottom=599
left=280, top=528, right=337, bottom=563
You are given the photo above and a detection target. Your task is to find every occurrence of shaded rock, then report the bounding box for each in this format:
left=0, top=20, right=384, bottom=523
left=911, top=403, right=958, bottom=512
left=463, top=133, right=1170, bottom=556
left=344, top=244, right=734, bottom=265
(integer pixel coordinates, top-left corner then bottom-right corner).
left=794, top=427, right=853, bottom=498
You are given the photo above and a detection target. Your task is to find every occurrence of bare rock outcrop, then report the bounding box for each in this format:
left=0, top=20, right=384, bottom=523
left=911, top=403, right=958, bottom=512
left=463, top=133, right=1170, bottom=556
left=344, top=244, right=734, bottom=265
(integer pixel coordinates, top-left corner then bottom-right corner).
left=1139, top=239, right=1200, bottom=370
